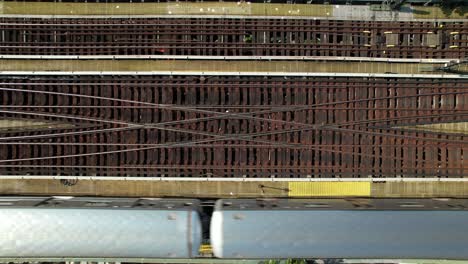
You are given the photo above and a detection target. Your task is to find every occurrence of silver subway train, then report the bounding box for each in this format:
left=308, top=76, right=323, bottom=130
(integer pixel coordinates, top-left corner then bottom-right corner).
left=211, top=198, right=468, bottom=259
left=0, top=197, right=201, bottom=258
left=1, top=197, right=468, bottom=259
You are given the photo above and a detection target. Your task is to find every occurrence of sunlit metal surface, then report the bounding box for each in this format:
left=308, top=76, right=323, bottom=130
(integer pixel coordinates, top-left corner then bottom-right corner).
left=0, top=197, right=202, bottom=258
left=211, top=199, right=468, bottom=259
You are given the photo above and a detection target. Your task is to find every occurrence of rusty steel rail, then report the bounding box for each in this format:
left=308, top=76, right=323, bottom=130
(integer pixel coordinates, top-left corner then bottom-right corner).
left=0, top=18, right=466, bottom=58
left=0, top=75, right=466, bottom=177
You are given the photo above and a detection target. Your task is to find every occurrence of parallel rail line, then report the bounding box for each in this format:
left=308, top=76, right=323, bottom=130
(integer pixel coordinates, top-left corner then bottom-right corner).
left=0, top=18, right=466, bottom=58
left=0, top=75, right=466, bottom=177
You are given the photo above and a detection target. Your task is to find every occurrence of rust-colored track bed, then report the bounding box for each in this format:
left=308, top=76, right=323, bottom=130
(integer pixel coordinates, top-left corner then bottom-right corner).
left=0, top=75, right=466, bottom=177
left=0, top=18, right=466, bottom=58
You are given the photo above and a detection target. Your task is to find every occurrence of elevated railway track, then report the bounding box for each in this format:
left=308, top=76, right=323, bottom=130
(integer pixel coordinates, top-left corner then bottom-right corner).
left=0, top=17, right=466, bottom=58
left=0, top=60, right=466, bottom=178
left=0, top=2, right=466, bottom=199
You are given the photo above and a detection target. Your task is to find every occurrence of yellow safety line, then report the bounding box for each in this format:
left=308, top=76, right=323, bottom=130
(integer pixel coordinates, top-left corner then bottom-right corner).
left=288, top=182, right=371, bottom=197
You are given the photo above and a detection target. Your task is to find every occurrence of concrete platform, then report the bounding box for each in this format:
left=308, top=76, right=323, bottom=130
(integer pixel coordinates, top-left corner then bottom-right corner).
left=0, top=59, right=459, bottom=77
left=0, top=55, right=454, bottom=64
left=0, top=2, right=465, bottom=21
left=1, top=177, right=468, bottom=198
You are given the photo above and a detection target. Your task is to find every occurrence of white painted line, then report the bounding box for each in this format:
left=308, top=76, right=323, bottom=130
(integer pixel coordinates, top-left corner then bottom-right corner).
left=0, top=176, right=467, bottom=182
left=0, top=14, right=465, bottom=22
left=0, top=71, right=464, bottom=79
left=0, top=55, right=453, bottom=63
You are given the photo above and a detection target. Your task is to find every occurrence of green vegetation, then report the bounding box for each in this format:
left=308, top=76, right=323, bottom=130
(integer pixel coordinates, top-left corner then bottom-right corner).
left=440, top=0, right=467, bottom=16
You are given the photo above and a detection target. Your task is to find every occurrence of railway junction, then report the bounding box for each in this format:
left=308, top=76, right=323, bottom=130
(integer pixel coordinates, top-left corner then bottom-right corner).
left=0, top=0, right=467, bottom=263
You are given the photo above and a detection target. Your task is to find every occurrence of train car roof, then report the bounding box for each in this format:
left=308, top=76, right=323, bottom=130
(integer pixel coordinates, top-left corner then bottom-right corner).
left=0, top=196, right=200, bottom=210
left=216, top=198, right=468, bottom=211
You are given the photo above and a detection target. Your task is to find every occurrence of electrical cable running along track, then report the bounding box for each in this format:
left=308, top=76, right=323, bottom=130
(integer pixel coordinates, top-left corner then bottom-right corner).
left=0, top=75, right=466, bottom=178
left=0, top=18, right=466, bottom=58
